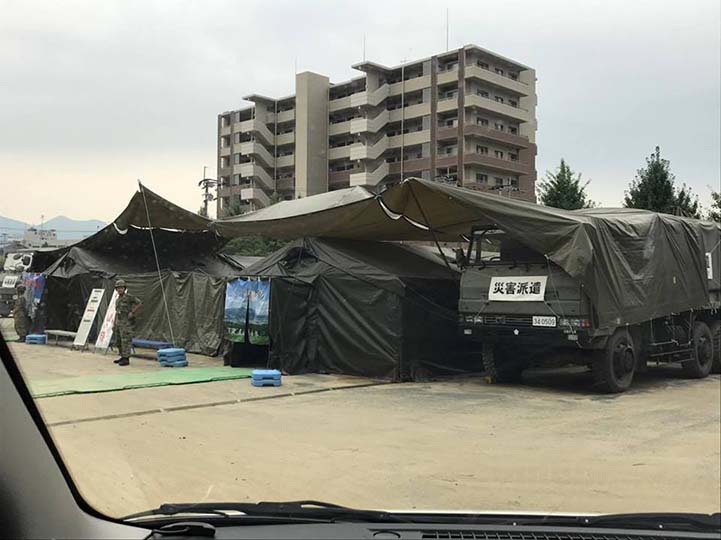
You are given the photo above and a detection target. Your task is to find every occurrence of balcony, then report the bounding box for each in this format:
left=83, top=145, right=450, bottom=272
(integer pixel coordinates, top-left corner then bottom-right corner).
left=388, top=128, right=430, bottom=148
left=217, top=184, right=242, bottom=198
left=465, top=65, right=530, bottom=96
left=350, top=135, right=389, bottom=161
left=350, top=161, right=389, bottom=187
left=350, top=83, right=390, bottom=107
left=240, top=187, right=271, bottom=208
left=276, top=131, right=295, bottom=145
left=276, top=109, right=295, bottom=123
left=437, top=95, right=459, bottom=113
left=236, top=118, right=274, bottom=145
left=219, top=145, right=231, bottom=157
left=465, top=94, right=531, bottom=123
left=329, top=169, right=352, bottom=186
left=329, top=95, right=352, bottom=112
left=239, top=141, right=274, bottom=168
left=389, top=157, right=430, bottom=175
left=464, top=124, right=531, bottom=148
left=437, top=66, right=459, bottom=85
left=436, top=125, right=458, bottom=141
left=328, top=145, right=352, bottom=160
left=463, top=152, right=533, bottom=175
left=219, top=124, right=232, bottom=136
left=237, top=162, right=275, bottom=191
left=276, top=154, right=294, bottom=168
left=388, top=75, right=431, bottom=95
left=329, top=120, right=352, bottom=136
left=350, top=109, right=390, bottom=134
left=389, top=102, right=431, bottom=122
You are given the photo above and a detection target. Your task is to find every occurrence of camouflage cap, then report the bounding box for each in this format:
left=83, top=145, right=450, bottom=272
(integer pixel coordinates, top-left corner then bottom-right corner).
left=114, top=279, right=127, bottom=289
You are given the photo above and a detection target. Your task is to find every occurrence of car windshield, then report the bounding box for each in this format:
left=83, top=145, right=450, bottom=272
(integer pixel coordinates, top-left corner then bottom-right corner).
left=1, top=0, right=719, bottom=526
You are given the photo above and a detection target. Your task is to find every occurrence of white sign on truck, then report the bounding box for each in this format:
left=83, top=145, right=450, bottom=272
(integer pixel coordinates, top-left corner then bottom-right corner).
left=488, top=276, right=548, bottom=302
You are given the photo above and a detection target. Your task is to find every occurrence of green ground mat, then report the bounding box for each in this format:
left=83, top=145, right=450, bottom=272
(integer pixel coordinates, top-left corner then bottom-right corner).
left=29, top=367, right=255, bottom=398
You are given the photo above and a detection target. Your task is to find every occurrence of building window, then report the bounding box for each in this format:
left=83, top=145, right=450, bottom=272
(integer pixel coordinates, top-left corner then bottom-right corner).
left=234, top=132, right=241, bottom=143
left=495, top=68, right=504, bottom=76
left=495, top=122, right=505, bottom=132
left=221, top=157, right=230, bottom=168
left=478, top=90, right=489, bottom=98
left=476, top=173, right=488, bottom=183
left=509, top=99, right=517, bottom=108
left=511, top=177, right=519, bottom=187
left=509, top=126, right=518, bottom=135
left=478, top=61, right=489, bottom=69
left=495, top=150, right=504, bottom=159
left=510, top=153, right=519, bottom=161
left=495, top=96, right=504, bottom=104
left=477, top=145, right=488, bottom=155
left=494, top=176, right=504, bottom=186
left=234, top=153, right=242, bottom=164
left=445, top=146, right=456, bottom=155
left=221, top=115, right=230, bottom=127
left=477, top=117, right=489, bottom=126
left=233, top=174, right=241, bottom=185
left=509, top=73, right=518, bottom=80
left=445, top=118, right=457, bottom=127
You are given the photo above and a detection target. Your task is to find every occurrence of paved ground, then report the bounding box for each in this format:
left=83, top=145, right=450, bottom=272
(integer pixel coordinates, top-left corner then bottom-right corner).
left=3, top=320, right=720, bottom=519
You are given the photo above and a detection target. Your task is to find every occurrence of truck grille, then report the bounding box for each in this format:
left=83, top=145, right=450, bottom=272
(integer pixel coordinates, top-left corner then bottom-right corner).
left=483, top=315, right=534, bottom=327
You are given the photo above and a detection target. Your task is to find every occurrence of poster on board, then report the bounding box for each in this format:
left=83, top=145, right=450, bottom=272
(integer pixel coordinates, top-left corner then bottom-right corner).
left=95, top=289, right=119, bottom=351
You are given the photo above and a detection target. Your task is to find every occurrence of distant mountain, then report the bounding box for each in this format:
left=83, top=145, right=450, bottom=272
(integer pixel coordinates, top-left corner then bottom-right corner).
left=0, top=214, right=106, bottom=241
left=0, top=216, right=29, bottom=238
left=34, top=216, right=106, bottom=240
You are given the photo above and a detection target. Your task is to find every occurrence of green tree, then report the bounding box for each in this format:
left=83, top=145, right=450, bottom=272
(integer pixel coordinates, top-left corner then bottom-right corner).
left=197, top=206, right=208, bottom=218
left=537, top=159, right=593, bottom=210
left=624, top=146, right=700, bottom=218
left=222, top=192, right=289, bottom=257
left=707, top=189, right=720, bottom=223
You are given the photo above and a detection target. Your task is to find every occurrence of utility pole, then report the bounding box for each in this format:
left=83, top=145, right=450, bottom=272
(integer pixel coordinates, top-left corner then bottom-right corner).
left=400, top=60, right=406, bottom=182
left=198, top=166, right=217, bottom=218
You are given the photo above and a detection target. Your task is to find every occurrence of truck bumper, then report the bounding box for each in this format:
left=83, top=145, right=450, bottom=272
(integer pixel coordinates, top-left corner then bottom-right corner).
left=459, top=323, right=595, bottom=349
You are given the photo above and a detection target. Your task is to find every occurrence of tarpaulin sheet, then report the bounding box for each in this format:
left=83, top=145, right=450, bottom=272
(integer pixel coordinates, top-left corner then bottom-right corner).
left=245, top=237, right=465, bottom=380
left=217, top=178, right=721, bottom=328
left=44, top=271, right=227, bottom=356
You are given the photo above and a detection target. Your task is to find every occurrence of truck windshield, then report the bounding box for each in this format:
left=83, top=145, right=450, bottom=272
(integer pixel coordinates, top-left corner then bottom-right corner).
left=468, top=230, right=546, bottom=266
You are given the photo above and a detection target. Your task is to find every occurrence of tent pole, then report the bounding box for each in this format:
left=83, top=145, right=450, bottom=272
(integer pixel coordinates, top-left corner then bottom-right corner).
left=408, top=183, right=456, bottom=277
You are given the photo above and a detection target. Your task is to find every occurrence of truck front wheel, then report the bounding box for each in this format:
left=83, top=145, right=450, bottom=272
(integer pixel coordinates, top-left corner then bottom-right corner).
left=709, top=320, right=720, bottom=374
left=483, top=343, right=525, bottom=384
left=592, top=329, right=636, bottom=393
left=681, top=322, right=714, bottom=379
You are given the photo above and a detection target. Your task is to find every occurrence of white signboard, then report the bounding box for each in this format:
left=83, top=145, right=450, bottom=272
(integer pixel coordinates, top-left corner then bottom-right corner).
left=706, top=252, right=713, bottom=280
left=73, top=289, right=105, bottom=348
left=94, top=290, right=119, bottom=351
left=489, top=276, right=548, bottom=302
left=2, top=275, right=18, bottom=289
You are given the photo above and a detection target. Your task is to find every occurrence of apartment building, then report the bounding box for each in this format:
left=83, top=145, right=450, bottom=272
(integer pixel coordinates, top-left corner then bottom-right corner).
left=217, top=44, right=537, bottom=215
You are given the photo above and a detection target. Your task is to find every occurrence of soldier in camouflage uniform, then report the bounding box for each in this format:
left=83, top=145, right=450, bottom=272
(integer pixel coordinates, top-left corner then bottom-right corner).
left=112, top=279, right=142, bottom=366
left=13, top=283, right=31, bottom=342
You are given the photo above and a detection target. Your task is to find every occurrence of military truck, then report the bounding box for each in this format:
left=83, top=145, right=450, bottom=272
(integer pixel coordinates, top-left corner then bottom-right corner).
left=458, top=214, right=721, bottom=393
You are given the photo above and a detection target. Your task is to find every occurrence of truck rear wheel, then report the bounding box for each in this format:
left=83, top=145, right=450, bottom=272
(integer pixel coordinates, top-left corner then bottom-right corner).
left=592, top=329, right=636, bottom=393
left=709, top=320, right=720, bottom=374
left=483, top=343, right=525, bottom=384
left=681, top=322, right=714, bottom=379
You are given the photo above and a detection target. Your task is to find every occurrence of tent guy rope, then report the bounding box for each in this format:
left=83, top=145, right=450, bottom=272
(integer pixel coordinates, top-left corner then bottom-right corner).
left=138, top=179, right=177, bottom=346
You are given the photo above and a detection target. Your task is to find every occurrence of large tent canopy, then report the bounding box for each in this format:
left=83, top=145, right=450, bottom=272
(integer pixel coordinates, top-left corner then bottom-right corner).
left=241, top=237, right=467, bottom=380
left=213, top=178, right=720, bottom=329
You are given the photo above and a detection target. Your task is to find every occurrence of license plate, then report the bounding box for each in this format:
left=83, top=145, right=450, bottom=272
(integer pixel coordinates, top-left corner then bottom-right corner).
left=532, top=316, right=557, bottom=328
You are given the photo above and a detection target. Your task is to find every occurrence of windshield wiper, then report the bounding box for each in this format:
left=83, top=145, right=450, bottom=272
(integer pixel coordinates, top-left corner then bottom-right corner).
left=123, top=500, right=410, bottom=524
left=125, top=503, right=720, bottom=533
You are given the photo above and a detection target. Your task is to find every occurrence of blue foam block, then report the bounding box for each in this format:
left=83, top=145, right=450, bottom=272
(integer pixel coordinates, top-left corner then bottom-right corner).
left=160, top=359, right=188, bottom=368
left=25, top=334, right=47, bottom=344
left=251, top=378, right=282, bottom=387
left=158, top=347, right=186, bottom=356
left=251, top=369, right=282, bottom=379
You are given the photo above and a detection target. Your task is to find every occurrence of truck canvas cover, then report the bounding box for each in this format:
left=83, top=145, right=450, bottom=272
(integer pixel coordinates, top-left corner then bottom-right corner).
left=212, top=178, right=720, bottom=329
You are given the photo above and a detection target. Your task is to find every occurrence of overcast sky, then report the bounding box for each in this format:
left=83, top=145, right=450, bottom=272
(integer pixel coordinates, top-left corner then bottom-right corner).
left=1, top=0, right=719, bottom=224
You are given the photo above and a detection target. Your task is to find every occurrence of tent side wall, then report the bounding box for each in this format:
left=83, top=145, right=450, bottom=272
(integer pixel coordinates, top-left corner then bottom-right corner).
left=268, top=274, right=403, bottom=380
